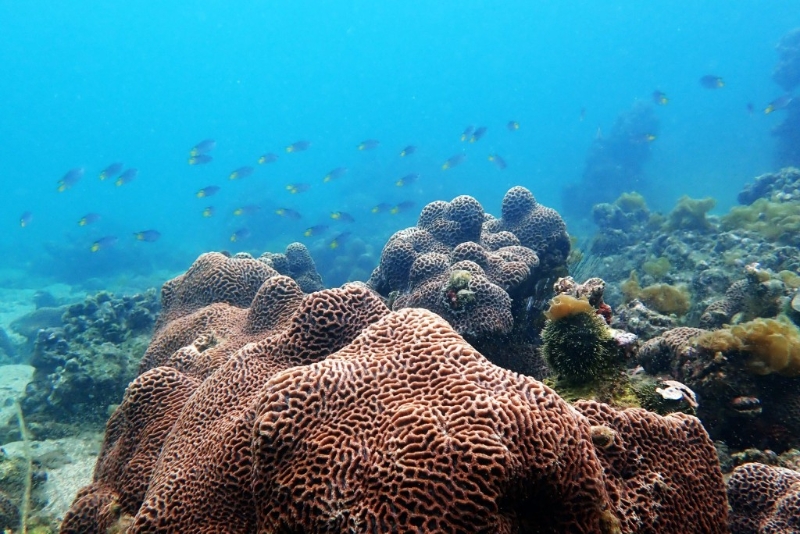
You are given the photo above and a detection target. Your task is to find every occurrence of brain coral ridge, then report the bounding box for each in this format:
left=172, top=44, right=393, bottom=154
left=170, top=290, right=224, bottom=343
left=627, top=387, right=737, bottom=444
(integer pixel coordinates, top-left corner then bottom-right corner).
left=63, top=296, right=730, bottom=533
left=62, top=278, right=390, bottom=533
left=727, top=462, right=800, bottom=533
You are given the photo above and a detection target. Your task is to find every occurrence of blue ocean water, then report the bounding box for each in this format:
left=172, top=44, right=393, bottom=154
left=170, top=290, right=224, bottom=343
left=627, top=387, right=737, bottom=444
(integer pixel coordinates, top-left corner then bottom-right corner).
left=1, top=1, right=798, bottom=288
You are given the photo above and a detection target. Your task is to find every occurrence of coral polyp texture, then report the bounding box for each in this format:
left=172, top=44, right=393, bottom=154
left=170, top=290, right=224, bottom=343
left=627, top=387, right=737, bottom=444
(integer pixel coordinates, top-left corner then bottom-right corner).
left=727, top=462, right=800, bottom=533
left=367, top=186, right=567, bottom=340
left=61, top=253, right=730, bottom=533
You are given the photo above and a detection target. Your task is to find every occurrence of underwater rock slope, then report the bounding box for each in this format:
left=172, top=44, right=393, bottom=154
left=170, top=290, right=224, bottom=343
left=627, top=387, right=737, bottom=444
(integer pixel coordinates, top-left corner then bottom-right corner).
left=61, top=249, right=728, bottom=533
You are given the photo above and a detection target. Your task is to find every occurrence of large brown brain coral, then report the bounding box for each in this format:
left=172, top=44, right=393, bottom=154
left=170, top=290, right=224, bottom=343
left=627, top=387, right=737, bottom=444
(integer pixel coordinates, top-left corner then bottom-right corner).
left=253, top=308, right=621, bottom=533
left=574, top=401, right=728, bottom=533
left=157, top=251, right=280, bottom=326
left=727, top=462, right=800, bottom=533
left=61, top=270, right=390, bottom=533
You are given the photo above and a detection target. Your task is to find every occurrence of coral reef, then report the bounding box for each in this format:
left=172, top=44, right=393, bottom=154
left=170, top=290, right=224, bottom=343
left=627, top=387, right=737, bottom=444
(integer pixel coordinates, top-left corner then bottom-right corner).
left=699, top=263, right=785, bottom=329
left=727, top=462, right=800, bottom=533
left=574, top=401, right=726, bottom=533
left=366, top=186, right=569, bottom=373
left=258, top=241, right=324, bottom=293
left=636, top=324, right=800, bottom=450
left=620, top=271, right=692, bottom=317
left=722, top=197, right=800, bottom=246
left=62, top=255, right=729, bottom=533
left=17, top=290, right=159, bottom=439
left=737, top=167, right=800, bottom=205
left=696, top=317, right=800, bottom=377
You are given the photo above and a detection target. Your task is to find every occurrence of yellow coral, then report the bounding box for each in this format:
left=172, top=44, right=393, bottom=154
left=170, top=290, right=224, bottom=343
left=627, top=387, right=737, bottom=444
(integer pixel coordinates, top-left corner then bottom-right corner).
left=642, top=256, right=671, bottom=279
left=778, top=270, right=800, bottom=289
left=639, top=283, right=691, bottom=316
left=620, top=271, right=641, bottom=303
left=696, top=317, right=800, bottom=376
left=614, top=191, right=648, bottom=213
left=663, top=195, right=717, bottom=231
left=544, top=294, right=594, bottom=321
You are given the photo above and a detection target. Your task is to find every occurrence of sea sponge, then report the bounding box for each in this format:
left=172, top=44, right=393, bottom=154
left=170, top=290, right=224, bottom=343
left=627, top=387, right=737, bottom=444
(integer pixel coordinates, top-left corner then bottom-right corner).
left=663, top=195, right=717, bottom=232
left=695, top=317, right=800, bottom=376
left=541, top=296, right=618, bottom=384
left=638, top=283, right=691, bottom=316
left=544, top=294, right=595, bottom=320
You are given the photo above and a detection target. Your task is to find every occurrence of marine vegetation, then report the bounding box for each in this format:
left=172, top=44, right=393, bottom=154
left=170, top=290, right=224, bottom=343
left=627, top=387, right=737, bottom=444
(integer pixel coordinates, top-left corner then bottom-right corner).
left=663, top=195, right=717, bottom=232
left=695, top=316, right=800, bottom=376
left=540, top=294, right=620, bottom=385
left=620, top=270, right=691, bottom=316
left=642, top=256, right=671, bottom=280
left=720, top=198, right=800, bottom=244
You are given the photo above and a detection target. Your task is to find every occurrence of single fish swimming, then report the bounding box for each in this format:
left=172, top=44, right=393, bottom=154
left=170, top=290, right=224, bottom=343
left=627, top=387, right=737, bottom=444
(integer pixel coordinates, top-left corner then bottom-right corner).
left=286, top=140, right=311, bottom=153
left=395, top=173, right=419, bottom=187
left=328, top=231, right=352, bottom=249
left=507, top=121, right=520, bottom=131
left=196, top=186, right=220, bottom=198
left=99, top=162, right=123, bottom=181
left=275, top=208, right=302, bottom=220
left=699, top=75, right=724, bottom=89
left=20, top=212, right=32, bottom=228
left=390, top=201, right=415, bottom=214
left=764, top=95, right=793, bottom=114
left=286, top=183, right=310, bottom=194
left=442, top=153, right=466, bottom=170
left=258, top=153, right=278, bottom=164
left=78, top=213, right=101, bottom=226
left=230, top=228, right=251, bottom=242
left=488, top=154, right=507, bottom=170
left=330, top=211, right=355, bottom=223
left=652, top=90, right=669, bottom=105
left=58, top=167, right=84, bottom=192
left=91, top=235, right=118, bottom=252
left=233, top=205, right=261, bottom=216
left=134, top=229, right=161, bottom=242
left=190, top=139, right=216, bottom=156
left=229, top=166, right=254, bottom=180
left=115, top=168, right=138, bottom=186
left=470, top=126, right=487, bottom=143
left=399, top=145, right=416, bottom=157
left=304, top=224, right=329, bottom=237
left=323, top=167, right=348, bottom=183
left=188, top=154, right=213, bottom=165
left=357, top=139, right=380, bottom=151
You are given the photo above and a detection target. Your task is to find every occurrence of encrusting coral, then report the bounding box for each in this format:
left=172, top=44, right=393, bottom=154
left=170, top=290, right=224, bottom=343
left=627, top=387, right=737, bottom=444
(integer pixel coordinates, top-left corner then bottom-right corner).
left=61, top=252, right=730, bottom=533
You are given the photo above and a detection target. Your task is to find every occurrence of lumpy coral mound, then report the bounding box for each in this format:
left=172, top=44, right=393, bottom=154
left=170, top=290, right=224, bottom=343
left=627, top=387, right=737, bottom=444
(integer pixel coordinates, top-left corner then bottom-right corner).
left=62, top=252, right=729, bottom=533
